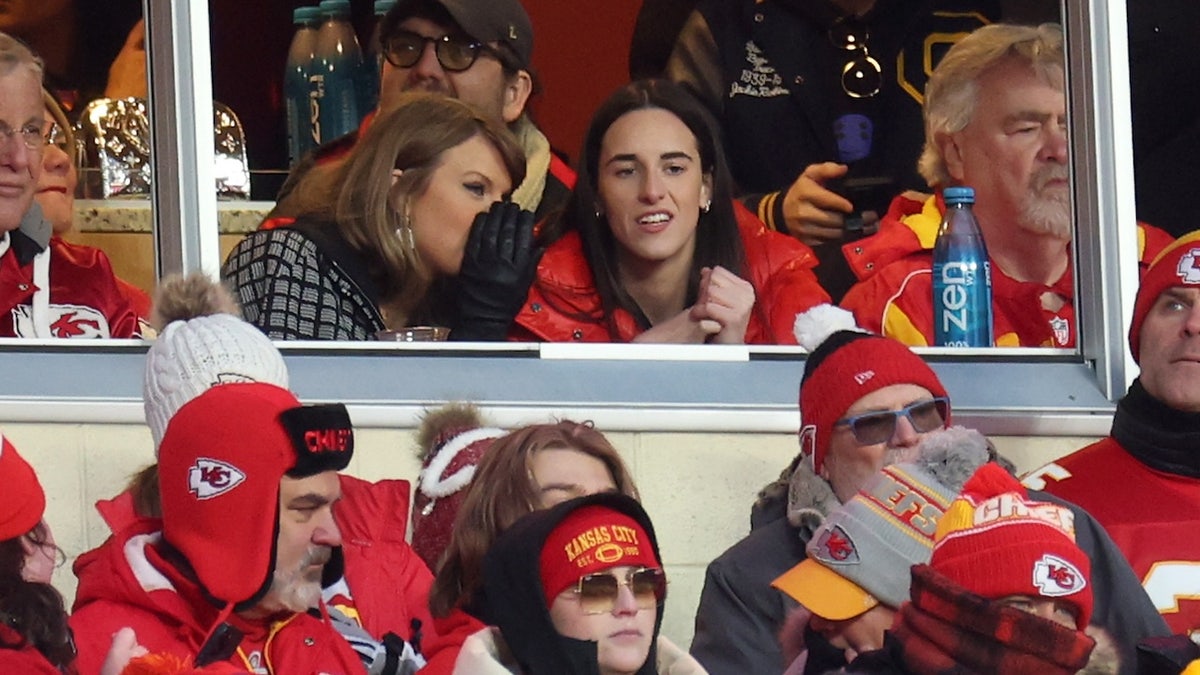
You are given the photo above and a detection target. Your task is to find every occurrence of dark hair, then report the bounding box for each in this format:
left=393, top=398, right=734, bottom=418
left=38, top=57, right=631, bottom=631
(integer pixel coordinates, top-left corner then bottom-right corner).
left=549, top=79, right=745, bottom=339
left=0, top=524, right=76, bottom=673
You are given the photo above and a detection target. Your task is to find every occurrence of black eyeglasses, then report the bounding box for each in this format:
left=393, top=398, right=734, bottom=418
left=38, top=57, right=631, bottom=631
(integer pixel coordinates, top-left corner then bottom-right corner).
left=829, top=19, right=882, bottom=99
left=383, top=30, right=498, bottom=72
left=835, top=397, right=950, bottom=445
left=565, top=567, right=668, bottom=615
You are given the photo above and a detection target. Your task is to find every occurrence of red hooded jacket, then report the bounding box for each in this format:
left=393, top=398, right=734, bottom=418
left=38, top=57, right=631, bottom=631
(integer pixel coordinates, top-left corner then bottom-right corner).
left=69, top=519, right=365, bottom=675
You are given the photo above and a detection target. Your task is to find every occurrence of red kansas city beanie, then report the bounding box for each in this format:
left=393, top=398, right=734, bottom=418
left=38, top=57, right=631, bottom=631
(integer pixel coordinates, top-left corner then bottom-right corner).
left=158, top=383, right=354, bottom=609
left=930, top=463, right=1093, bottom=629
left=0, top=433, right=46, bottom=542
left=539, top=504, right=661, bottom=603
left=795, top=305, right=948, bottom=472
left=1129, top=229, right=1200, bottom=362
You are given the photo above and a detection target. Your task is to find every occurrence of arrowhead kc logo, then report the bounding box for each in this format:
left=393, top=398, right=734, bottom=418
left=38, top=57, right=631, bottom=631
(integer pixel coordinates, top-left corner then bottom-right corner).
left=1032, top=553, right=1086, bottom=597
left=188, top=458, right=246, bottom=499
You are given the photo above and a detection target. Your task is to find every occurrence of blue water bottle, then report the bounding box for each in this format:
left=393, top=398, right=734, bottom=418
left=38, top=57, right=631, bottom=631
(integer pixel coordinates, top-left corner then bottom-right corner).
left=285, top=7, right=320, bottom=166
left=312, top=0, right=364, bottom=143
left=932, top=186, right=993, bottom=347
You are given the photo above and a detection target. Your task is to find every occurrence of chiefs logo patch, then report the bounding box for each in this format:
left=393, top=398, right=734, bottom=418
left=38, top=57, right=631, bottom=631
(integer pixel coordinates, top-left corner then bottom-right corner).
left=813, top=525, right=860, bottom=565
left=1032, top=553, right=1086, bottom=597
left=12, top=304, right=110, bottom=338
left=1175, top=247, right=1200, bottom=284
left=188, top=458, right=246, bottom=499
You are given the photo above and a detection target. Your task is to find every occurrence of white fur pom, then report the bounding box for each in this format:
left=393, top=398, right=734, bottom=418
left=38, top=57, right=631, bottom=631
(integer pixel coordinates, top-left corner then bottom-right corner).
left=792, top=304, right=862, bottom=352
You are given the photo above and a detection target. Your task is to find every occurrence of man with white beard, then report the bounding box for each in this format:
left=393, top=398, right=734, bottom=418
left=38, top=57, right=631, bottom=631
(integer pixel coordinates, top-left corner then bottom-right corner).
left=839, top=23, right=1172, bottom=347
left=69, top=384, right=365, bottom=674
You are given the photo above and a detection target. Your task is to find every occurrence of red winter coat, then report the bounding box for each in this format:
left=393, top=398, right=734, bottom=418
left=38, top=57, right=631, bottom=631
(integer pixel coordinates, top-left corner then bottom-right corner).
left=512, top=207, right=829, bottom=343
left=333, top=475, right=435, bottom=644
left=0, top=235, right=140, bottom=338
left=839, top=193, right=1174, bottom=347
left=92, top=476, right=435, bottom=648
left=0, top=624, right=62, bottom=674
left=69, top=519, right=365, bottom=675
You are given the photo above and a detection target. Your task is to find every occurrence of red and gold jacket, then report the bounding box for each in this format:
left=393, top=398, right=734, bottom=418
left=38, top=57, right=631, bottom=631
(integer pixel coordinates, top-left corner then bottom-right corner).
left=839, top=193, right=1173, bottom=347
left=512, top=207, right=830, bottom=343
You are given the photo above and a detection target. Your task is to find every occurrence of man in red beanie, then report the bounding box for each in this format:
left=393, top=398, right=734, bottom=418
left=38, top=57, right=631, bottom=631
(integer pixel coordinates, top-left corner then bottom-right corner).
left=1026, top=230, right=1200, bottom=637
left=846, top=463, right=1115, bottom=674
left=69, top=383, right=365, bottom=674
left=690, top=304, right=1166, bottom=675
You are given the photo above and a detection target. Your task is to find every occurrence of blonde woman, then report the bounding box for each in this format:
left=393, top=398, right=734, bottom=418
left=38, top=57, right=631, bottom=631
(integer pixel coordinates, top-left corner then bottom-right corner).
left=223, top=92, right=539, bottom=341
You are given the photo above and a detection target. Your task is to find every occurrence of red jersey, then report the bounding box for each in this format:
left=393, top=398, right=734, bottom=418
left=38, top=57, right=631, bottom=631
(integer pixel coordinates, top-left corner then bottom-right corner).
left=1024, top=438, right=1200, bottom=637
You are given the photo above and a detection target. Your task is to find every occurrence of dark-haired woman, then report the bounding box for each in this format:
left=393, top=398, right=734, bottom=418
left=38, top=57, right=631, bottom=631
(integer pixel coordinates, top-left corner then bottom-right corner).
left=512, top=79, right=829, bottom=344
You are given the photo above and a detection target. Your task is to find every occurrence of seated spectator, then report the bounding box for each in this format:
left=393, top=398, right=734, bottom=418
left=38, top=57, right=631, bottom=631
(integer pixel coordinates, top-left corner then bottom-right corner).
left=271, top=0, right=571, bottom=224
left=844, top=463, right=1117, bottom=674
left=689, top=304, right=1165, bottom=675
left=420, top=419, right=639, bottom=673
left=459, top=492, right=707, bottom=673
left=0, top=33, right=139, bottom=338
left=839, top=23, right=1172, bottom=347
left=665, top=0, right=1011, bottom=300
left=772, top=427, right=990, bottom=674
left=223, top=92, right=540, bottom=341
left=38, top=88, right=151, bottom=319
left=100, top=272, right=433, bottom=673
left=1025, top=230, right=1200, bottom=636
left=69, top=383, right=364, bottom=673
left=512, top=79, right=829, bottom=344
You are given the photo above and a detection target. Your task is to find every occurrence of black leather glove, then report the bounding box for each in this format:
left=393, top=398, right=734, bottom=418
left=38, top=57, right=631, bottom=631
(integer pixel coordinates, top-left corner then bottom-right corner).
left=450, top=201, right=543, bottom=341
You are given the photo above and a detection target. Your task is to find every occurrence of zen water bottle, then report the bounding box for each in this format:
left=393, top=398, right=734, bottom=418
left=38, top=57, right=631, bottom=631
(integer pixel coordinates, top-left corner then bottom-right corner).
left=285, top=7, right=320, bottom=166
left=932, top=186, right=993, bottom=347
left=312, top=0, right=364, bottom=143
left=360, top=0, right=396, bottom=113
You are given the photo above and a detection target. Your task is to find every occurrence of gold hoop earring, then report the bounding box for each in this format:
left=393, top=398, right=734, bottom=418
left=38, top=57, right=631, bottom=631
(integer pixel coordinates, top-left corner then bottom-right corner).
left=396, top=205, right=416, bottom=252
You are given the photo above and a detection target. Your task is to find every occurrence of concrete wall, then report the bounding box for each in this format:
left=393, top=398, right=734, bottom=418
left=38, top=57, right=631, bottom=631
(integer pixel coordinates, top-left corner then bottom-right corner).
left=3, top=421, right=1096, bottom=650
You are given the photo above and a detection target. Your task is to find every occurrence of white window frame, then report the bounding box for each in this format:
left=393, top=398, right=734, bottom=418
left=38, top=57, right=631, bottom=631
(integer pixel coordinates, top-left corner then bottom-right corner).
left=0, top=0, right=1139, bottom=437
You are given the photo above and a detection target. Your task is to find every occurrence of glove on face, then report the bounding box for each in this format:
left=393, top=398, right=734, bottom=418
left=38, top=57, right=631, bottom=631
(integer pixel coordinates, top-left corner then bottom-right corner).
left=450, top=201, right=543, bottom=341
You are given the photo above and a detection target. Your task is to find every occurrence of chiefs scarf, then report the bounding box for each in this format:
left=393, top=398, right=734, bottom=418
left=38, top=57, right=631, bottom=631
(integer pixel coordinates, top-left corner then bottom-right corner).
left=890, top=564, right=1095, bottom=675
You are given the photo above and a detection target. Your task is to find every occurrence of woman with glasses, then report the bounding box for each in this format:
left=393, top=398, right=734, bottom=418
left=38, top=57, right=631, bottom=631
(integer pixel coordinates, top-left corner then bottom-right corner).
left=511, top=79, right=829, bottom=344
left=455, top=492, right=707, bottom=674
left=224, top=91, right=540, bottom=341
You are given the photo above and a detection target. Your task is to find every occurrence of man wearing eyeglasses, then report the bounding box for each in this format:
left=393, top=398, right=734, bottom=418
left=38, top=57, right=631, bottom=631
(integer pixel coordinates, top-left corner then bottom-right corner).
left=665, top=0, right=1022, bottom=301
left=688, top=305, right=1166, bottom=675
left=269, top=0, right=571, bottom=225
left=0, top=32, right=138, bottom=339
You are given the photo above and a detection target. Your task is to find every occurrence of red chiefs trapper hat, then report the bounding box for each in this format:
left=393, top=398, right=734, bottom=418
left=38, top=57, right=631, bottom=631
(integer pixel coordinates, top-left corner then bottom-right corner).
left=157, top=382, right=354, bottom=610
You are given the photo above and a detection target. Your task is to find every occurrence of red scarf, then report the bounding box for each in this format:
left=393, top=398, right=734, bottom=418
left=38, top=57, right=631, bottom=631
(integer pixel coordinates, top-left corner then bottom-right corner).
left=891, top=564, right=1095, bottom=675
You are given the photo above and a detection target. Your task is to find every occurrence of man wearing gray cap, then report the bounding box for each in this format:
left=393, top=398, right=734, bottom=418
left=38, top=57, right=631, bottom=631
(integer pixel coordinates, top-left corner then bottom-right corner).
left=271, top=0, right=571, bottom=223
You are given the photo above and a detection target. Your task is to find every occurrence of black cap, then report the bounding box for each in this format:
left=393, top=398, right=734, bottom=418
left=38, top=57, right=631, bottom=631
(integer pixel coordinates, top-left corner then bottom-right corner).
left=384, top=0, right=533, bottom=69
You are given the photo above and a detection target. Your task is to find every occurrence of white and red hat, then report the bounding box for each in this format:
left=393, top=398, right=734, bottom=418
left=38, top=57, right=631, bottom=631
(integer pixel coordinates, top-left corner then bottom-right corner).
left=158, top=382, right=353, bottom=609
left=795, top=305, right=948, bottom=472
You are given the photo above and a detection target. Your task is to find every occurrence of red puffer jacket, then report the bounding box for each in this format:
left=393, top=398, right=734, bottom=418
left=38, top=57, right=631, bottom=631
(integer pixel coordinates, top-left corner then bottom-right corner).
left=512, top=205, right=829, bottom=343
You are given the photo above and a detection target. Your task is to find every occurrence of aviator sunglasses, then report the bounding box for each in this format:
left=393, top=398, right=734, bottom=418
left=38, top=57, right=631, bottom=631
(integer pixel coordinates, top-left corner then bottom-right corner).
left=834, top=397, right=950, bottom=445
left=565, top=567, right=668, bottom=615
left=383, top=30, right=500, bottom=72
